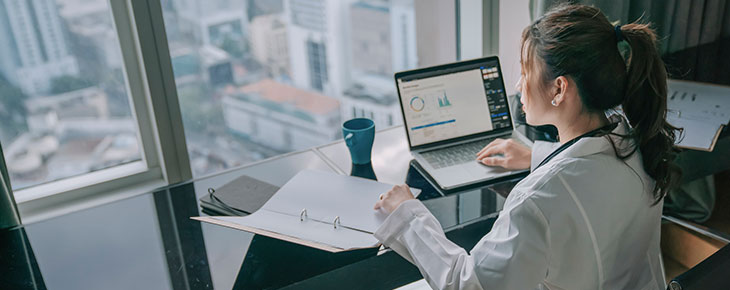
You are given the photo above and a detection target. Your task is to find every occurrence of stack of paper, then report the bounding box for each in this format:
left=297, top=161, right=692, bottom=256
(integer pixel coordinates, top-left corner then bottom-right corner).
left=193, top=170, right=420, bottom=252
left=667, top=79, right=730, bottom=151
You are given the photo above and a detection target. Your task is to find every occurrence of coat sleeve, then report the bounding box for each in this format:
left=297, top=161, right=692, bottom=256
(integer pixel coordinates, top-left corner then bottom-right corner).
left=374, top=194, right=550, bottom=290
left=530, top=141, right=559, bottom=172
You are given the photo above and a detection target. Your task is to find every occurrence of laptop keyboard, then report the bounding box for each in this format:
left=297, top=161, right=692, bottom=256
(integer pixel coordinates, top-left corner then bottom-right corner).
left=421, top=138, right=497, bottom=169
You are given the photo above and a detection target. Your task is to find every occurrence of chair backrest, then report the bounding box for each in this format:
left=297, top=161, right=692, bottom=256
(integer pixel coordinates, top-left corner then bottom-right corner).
left=667, top=243, right=730, bottom=290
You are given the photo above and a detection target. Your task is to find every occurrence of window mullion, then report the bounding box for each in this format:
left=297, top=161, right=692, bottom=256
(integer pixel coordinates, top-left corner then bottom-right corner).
left=109, top=0, right=159, bottom=170
left=125, top=0, right=192, bottom=184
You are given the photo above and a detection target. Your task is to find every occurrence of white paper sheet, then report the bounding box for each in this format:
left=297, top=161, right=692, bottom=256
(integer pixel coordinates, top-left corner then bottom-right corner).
left=193, top=170, right=421, bottom=252
left=261, top=170, right=421, bottom=233
left=667, top=79, right=730, bottom=125
left=199, top=212, right=380, bottom=252
left=668, top=115, right=723, bottom=151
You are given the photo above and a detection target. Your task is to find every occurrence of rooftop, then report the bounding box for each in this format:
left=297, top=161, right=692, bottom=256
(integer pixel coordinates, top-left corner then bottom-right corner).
left=225, top=79, right=339, bottom=115
left=343, top=73, right=398, bottom=106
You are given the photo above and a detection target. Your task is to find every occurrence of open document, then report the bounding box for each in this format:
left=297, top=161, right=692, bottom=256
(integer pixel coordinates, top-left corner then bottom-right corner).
left=193, top=170, right=420, bottom=253
left=667, top=79, right=730, bottom=151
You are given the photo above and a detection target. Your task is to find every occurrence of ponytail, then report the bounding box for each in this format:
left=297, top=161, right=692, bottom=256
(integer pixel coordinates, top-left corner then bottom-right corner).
left=619, top=23, right=682, bottom=203
left=521, top=4, right=681, bottom=204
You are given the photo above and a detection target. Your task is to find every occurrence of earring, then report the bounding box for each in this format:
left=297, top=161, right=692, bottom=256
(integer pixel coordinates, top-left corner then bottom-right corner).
left=551, top=99, right=558, bottom=106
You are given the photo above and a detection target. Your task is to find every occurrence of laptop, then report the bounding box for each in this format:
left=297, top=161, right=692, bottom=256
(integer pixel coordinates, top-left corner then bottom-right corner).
left=394, top=56, right=531, bottom=190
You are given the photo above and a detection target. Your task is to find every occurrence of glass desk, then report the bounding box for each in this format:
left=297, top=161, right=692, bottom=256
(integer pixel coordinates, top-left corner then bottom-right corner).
left=3, top=125, right=524, bottom=290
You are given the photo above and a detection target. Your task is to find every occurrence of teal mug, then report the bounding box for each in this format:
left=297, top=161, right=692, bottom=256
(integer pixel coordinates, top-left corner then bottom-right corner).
left=342, top=118, right=375, bottom=165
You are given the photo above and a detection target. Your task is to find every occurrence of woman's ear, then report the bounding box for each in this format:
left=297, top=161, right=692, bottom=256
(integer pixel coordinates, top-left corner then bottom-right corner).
left=551, top=76, right=570, bottom=106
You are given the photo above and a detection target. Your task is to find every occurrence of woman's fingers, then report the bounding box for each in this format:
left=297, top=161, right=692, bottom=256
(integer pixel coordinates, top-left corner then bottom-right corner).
left=373, top=199, right=383, bottom=210
left=374, top=187, right=395, bottom=210
left=373, top=185, right=415, bottom=213
left=481, top=156, right=506, bottom=167
left=477, top=145, right=502, bottom=161
left=477, top=138, right=504, bottom=156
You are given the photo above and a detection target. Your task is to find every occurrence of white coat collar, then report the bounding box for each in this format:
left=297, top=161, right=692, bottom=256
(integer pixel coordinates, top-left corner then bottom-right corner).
left=556, top=114, right=633, bottom=160
left=535, top=113, right=657, bottom=206
left=539, top=114, right=655, bottom=194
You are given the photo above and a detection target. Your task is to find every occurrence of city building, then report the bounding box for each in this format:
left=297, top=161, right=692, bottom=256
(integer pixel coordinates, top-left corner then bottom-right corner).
left=4, top=121, right=139, bottom=189
left=170, top=0, right=249, bottom=50
left=58, top=0, right=123, bottom=69
left=25, top=87, right=111, bottom=133
left=341, top=73, right=402, bottom=130
left=0, top=0, right=79, bottom=94
left=349, top=0, right=417, bottom=76
left=284, top=0, right=352, bottom=96
left=388, top=0, right=417, bottom=73
left=170, top=45, right=234, bottom=87
left=6, top=86, right=139, bottom=189
left=247, top=0, right=284, bottom=20
left=221, top=79, right=341, bottom=152
left=342, top=0, right=415, bottom=130
left=249, top=13, right=290, bottom=76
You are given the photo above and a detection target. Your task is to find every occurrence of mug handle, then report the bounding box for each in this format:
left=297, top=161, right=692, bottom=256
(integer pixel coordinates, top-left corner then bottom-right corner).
left=345, top=133, right=355, bottom=147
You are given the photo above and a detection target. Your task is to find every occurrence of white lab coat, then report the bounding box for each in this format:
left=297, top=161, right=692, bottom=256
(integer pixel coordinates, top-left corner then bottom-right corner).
left=375, top=117, right=666, bottom=290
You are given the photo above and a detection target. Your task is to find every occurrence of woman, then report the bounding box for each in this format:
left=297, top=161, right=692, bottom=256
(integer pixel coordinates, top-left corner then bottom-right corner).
left=374, top=4, right=680, bottom=290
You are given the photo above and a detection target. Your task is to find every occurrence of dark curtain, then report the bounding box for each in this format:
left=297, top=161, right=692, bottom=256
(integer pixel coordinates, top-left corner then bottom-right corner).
left=530, top=0, right=730, bottom=86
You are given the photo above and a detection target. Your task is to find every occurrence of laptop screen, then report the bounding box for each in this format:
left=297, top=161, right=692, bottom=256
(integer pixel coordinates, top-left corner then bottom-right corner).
left=396, top=58, right=511, bottom=147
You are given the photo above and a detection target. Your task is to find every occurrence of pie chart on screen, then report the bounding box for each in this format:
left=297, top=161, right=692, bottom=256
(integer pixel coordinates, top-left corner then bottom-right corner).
left=410, top=96, right=425, bottom=112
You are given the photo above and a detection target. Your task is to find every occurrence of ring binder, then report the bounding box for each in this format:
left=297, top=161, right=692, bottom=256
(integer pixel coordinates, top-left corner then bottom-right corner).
left=333, top=216, right=341, bottom=229
left=300, top=208, right=307, bottom=221
left=208, top=188, right=215, bottom=194
left=194, top=170, right=421, bottom=253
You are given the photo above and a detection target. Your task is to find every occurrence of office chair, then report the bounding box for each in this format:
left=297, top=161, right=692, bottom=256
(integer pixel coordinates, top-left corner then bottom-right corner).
left=667, top=243, right=730, bottom=290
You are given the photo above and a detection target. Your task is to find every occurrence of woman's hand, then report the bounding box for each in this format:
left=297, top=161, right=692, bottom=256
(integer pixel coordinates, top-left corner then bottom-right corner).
left=374, top=184, right=415, bottom=214
left=476, top=138, right=531, bottom=170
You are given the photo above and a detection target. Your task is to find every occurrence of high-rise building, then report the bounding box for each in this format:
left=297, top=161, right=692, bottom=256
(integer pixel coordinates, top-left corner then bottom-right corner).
left=344, top=0, right=415, bottom=130
left=171, top=0, right=249, bottom=49
left=247, top=0, right=284, bottom=20
left=389, top=0, right=417, bottom=73
left=58, top=0, right=122, bottom=69
left=0, top=0, right=79, bottom=94
left=249, top=14, right=290, bottom=76
left=349, top=0, right=416, bottom=77
left=284, top=0, right=352, bottom=96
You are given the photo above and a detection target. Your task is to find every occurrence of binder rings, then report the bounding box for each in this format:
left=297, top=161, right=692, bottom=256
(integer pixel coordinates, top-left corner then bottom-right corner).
left=193, top=169, right=421, bottom=253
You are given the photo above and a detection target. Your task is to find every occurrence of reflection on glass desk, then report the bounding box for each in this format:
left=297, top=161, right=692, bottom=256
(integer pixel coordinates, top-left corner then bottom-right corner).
left=2, top=127, right=526, bottom=290
left=317, top=126, right=411, bottom=186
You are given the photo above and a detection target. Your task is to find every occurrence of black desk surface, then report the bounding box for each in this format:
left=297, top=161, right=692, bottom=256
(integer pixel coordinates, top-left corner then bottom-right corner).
left=2, top=127, right=522, bottom=290
left=6, top=123, right=730, bottom=289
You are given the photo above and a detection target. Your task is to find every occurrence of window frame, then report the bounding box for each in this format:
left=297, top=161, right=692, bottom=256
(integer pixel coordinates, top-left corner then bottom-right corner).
left=14, top=0, right=192, bottom=223
left=12, top=0, right=487, bottom=223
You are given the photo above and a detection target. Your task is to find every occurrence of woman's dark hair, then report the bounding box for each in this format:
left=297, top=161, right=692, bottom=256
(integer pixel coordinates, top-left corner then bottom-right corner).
left=521, top=3, right=681, bottom=203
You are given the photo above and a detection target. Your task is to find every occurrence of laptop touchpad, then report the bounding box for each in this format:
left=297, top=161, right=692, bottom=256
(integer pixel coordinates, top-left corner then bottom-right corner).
left=464, top=162, right=511, bottom=179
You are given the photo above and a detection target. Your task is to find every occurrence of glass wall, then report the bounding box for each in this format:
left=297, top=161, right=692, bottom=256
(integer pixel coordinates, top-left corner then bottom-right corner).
left=160, top=0, right=418, bottom=177
left=0, top=0, right=141, bottom=190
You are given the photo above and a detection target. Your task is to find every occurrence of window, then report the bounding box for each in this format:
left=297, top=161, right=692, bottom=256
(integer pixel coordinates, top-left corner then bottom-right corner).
left=0, top=0, right=466, bottom=217
left=0, top=0, right=142, bottom=191
left=306, top=39, right=328, bottom=91
left=161, top=0, right=418, bottom=177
